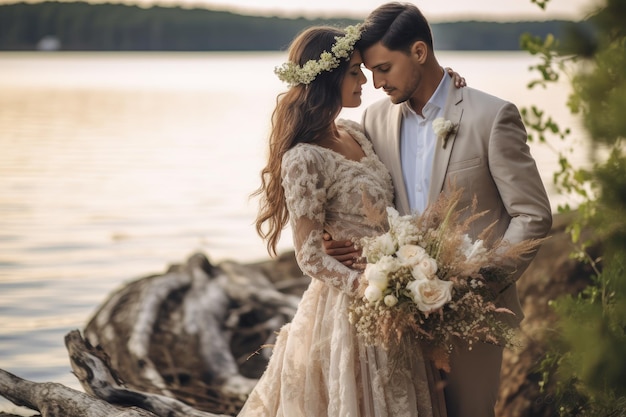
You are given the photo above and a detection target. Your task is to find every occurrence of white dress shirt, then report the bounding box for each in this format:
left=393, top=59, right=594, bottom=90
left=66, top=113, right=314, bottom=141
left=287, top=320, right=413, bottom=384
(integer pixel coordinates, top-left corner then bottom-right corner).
left=400, top=71, right=451, bottom=213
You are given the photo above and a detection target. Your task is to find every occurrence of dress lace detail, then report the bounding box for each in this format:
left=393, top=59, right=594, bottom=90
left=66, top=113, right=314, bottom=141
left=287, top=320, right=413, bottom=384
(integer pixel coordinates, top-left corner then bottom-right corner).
left=238, top=119, right=441, bottom=417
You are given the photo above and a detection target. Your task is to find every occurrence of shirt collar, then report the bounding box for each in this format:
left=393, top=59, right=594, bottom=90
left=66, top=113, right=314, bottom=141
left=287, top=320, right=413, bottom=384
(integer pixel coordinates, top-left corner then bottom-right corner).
left=402, top=69, right=450, bottom=120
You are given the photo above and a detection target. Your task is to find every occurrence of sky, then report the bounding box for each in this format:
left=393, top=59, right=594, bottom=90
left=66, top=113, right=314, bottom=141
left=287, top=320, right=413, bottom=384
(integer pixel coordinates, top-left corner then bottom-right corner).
left=2, top=0, right=601, bottom=21
left=111, top=0, right=600, bottom=21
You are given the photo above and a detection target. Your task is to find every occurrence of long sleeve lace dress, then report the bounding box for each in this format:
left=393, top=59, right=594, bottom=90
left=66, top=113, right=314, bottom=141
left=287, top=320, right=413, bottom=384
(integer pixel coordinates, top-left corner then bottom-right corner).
left=238, top=120, right=444, bottom=417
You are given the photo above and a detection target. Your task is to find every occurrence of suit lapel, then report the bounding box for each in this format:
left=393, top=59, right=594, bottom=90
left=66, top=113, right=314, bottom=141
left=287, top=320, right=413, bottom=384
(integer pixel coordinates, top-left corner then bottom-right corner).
left=428, top=82, right=464, bottom=205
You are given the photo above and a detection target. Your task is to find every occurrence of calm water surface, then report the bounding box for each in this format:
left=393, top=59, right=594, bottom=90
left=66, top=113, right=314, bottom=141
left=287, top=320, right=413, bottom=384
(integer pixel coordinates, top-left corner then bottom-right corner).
left=0, top=51, right=588, bottom=413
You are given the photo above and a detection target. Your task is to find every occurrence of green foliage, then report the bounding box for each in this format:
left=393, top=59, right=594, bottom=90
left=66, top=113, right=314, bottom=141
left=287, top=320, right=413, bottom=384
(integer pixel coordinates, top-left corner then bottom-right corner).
left=558, top=258, right=626, bottom=386
left=574, top=38, right=626, bottom=145
left=543, top=253, right=626, bottom=415
left=519, top=32, right=597, bottom=261
left=522, top=0, right=626, bottom=415
left=531, top=0, right=551, bottom=9
left=520, top=33, right=564, bottom=87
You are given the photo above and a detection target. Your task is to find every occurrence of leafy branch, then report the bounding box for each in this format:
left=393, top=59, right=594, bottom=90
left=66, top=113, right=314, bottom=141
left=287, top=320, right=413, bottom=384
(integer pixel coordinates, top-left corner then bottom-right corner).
left=523, top=0, right=626, bottom=415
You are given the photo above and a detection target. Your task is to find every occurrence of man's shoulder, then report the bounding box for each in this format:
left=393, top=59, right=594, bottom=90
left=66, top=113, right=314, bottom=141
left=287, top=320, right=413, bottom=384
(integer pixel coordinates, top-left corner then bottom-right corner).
left=462, top=85, right=509, bottom=106
left=365, top=97, right=394, bottom=113
left=363, top=97, right=396, bottom=124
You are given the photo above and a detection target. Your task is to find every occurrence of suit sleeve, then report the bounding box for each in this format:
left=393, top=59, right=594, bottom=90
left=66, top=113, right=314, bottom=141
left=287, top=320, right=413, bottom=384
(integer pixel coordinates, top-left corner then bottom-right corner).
left=488, top=102, right=553, bottom=281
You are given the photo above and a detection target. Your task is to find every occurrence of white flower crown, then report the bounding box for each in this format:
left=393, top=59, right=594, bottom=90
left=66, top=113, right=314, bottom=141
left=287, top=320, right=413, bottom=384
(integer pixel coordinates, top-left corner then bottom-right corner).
left=274, top=24, right=362, bottom=87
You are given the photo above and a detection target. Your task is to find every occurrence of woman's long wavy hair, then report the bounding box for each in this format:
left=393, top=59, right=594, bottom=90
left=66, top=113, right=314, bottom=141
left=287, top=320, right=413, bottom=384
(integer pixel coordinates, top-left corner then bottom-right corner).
left=253, top=26, right=351, bottom=256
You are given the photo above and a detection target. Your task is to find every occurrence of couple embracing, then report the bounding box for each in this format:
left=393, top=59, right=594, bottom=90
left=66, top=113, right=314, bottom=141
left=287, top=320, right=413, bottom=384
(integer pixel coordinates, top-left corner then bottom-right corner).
left=239, top=2, right=552, bottom=417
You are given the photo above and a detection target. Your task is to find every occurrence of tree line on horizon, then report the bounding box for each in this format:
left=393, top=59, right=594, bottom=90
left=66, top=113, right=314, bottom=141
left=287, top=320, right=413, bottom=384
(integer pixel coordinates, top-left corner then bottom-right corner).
left=0, top=1, right=587, bottom=51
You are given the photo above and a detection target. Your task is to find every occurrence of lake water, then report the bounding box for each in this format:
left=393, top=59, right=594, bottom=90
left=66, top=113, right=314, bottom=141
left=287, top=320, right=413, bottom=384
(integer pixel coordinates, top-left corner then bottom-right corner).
left=0, top=51, right=588, bottom=414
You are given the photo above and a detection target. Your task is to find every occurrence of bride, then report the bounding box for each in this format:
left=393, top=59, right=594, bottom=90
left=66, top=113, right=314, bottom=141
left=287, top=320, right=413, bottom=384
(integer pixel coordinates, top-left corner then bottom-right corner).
left=239, top=24, right=461, bottom=417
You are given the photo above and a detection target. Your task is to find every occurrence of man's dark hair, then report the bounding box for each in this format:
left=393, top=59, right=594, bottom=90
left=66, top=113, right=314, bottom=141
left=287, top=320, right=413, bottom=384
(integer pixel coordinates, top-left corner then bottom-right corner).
left=358, top=2, right=434, bottom=54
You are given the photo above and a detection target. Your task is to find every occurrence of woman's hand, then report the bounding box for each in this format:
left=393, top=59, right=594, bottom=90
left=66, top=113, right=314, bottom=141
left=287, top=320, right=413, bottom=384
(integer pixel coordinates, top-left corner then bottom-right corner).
left=445, top=67, right=466, bottom=88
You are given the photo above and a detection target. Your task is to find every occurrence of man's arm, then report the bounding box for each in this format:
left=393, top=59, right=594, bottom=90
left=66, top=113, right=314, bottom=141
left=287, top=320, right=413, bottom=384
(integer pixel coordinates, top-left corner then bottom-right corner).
left=489, top=102, right=553, bottom=285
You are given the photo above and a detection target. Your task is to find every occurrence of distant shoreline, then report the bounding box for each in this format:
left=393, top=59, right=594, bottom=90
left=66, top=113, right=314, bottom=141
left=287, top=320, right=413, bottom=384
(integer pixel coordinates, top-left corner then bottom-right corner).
left=0, top=1, right=587, bottom=52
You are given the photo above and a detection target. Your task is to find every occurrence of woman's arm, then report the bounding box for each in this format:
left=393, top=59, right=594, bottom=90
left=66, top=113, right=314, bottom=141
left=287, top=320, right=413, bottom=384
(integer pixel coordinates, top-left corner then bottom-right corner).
left=281, top=148, right=362, bottom=295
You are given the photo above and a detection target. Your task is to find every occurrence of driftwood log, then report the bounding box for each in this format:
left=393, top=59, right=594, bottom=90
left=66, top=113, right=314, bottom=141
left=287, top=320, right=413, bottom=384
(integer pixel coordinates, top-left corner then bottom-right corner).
left=80, top=251, right=305, bottom=415
left=0, top=213, right=597, bottom=417
left=0, top=366, right=156, bottom=417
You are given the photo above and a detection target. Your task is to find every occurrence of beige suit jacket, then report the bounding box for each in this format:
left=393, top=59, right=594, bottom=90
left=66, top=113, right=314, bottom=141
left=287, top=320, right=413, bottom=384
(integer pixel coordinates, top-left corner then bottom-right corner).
left=362, top=80, right=552, bottom=323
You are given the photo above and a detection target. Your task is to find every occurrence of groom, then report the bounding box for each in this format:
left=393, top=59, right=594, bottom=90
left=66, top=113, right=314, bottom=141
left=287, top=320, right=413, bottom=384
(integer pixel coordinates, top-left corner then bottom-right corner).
left=327, top=3, right=552, bottom=417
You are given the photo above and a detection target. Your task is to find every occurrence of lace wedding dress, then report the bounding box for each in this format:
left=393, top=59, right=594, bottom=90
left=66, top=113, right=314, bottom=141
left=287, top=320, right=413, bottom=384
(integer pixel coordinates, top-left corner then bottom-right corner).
left=238, top=120, right=445, bottom=417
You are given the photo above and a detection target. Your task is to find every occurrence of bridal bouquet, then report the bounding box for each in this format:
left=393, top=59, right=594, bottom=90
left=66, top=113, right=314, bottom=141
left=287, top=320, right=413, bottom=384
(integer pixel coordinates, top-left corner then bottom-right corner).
left=349, top=189, right=541, bottom=370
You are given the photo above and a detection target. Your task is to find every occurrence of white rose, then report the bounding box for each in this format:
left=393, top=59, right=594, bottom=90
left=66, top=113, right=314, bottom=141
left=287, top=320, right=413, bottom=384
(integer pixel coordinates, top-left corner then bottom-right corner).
left=411, top=264, right=429, bottom=281
left=396, top=244, right=427, bottom=267
left=383, top=294, right=398, bottom=307
left=364, top=285, right=383, bottom=303
left=412, top=257, right=438, bottom=280
left=364, top=263, right=388, bottom=290
left=406, top=278, right=453, bottom=313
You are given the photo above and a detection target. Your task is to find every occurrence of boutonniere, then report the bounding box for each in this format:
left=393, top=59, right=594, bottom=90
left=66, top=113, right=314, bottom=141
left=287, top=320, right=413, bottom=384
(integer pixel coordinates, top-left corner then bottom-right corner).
left=432, top=117, right=458, bottom=149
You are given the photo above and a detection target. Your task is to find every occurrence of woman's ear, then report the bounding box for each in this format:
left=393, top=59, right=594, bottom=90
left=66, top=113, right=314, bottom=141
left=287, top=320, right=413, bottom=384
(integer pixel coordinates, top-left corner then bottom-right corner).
left=411, top=41, right=428, bottom=64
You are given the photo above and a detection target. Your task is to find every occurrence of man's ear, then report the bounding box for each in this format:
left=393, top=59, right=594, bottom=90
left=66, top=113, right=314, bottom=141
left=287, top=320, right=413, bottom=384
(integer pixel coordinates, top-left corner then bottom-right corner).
left=411, top=41, right=428, bottom=64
